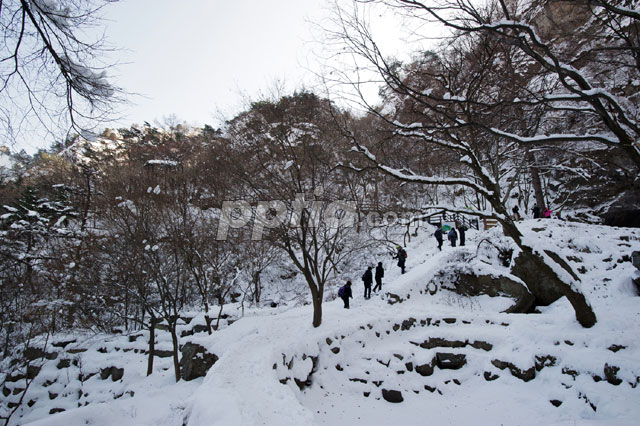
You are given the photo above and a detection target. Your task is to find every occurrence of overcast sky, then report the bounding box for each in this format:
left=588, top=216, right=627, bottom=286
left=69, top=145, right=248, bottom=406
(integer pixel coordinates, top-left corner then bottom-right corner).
left=103, top=0, right=328, bottom=130
left=9, top=0, right=424, bottom=153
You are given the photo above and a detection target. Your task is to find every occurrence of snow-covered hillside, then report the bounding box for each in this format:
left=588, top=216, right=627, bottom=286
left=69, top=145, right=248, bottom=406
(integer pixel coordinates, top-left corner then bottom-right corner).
left=3, top=219, right=640, bottom=426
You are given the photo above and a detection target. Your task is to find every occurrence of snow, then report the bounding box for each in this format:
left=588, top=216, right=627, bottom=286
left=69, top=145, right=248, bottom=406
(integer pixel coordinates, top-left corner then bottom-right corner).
left=6, top=220, right=640, bottom=426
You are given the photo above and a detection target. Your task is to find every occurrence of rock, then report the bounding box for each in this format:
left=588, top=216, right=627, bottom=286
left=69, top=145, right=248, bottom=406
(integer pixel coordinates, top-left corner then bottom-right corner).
left=363, top=391, right=370, bottom=397
left=57, top=359, right=71, bottom=369
left=424, top=385, right=437, bottom=393
left=381, top=389, right=403, bottom=403
left=415, top=360, right=436, bottom=376
left=602, top=210, right=640, bottom=228
left=562, top=367, right=580, bottom=379
left=387, top=293, right=403, bottom=305
left=128, top=334, right=143, bottom=343
left=180, top=343, right=219, bottom=381
left=550, top=400, right=563, bottom=407
left=49, top=408, right=65, bottom=415
left=447, top=271, right=535, bottom=313
left=484, top=371, right=499, bottom=381
left=632, top=251, right=640, bottom=270
left=52, top=339, right=76, bottom=348
left=2, top=386, right=9, bottom=397
left=469, top=341, right=493, bottom=351
left=417, top=337, right=466, bottom=349
left=67, top=348, right=87, bottom=354
left=26, top=365, right=41, bottom=379
left=608, top=344, right=626, bottom=353
left=604, top=364, right=622, bottom=385
left=535, top=355, right=557, bottom=372
left=401, top=318, right=416, bottom=330
left=155, top=350, right=173, bottom=358
left=405, top=362, right=414, bottom=372
left=331, top=347, right=340, bottom=354
left=443, top=318, right=456, bottom=324
left=111, top=367, right=124, bottom=381
left=24, top=347, right=56, bottom=361
left=49, top=391, right=58, bottom=399
left=100, top=366, right=124, bottom=381
left=491, top=359, right=535, bottom=382
left=436, top=353, right=466, bottom=370
left=511, top=252, right=564, bottom=305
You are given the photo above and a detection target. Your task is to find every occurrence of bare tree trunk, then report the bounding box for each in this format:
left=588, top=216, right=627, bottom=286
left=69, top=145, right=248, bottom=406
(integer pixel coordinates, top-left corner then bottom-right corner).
left=253, top=271, right=261, bottom=304
left=146, top=318, right=155, bottom=376
left=169, top=322, right=180, bottom=382
left=204, top=303, right=212, bottom=335
left=527, top=151, right=546, bottom=211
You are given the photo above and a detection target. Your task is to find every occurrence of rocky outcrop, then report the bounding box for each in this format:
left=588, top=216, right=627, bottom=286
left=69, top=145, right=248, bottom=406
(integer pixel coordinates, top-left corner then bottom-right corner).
left=511, top=251, right=565, bottom=305
left=100, top=366, right=124, bottom=381
left=446, top=272, right=535, bottom=313
left=180, top=343, right=218, bottom=381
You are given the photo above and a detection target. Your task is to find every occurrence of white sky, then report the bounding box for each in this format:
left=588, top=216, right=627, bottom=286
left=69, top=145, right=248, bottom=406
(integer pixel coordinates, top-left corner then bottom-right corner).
left=10, top=0, right=432, bottom=152
left=103, top=0, right=328, bottom=130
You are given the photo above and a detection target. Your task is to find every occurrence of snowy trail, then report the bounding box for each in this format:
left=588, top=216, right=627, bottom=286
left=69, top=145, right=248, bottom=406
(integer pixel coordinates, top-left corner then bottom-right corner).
left=184, top=313, right=317, bottom=426
left=16, top=221, right=640, bottom=426
left=181, top=234, right=477, bottom=426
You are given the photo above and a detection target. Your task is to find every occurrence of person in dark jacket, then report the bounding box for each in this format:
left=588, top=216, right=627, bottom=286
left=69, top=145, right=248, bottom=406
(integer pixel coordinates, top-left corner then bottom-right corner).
left=374, top=262, right=384, bottom=293
left=434, top=228, right=443, bottom=251
left=458, top=224, right=467, bottom=246
left=362, top=266, right=373, bottom=299
left=448, top=228, right=458, bottom=247
left=340, top=281, right=353, bottom=308
left=393, top=246, right=407, bottom=274
left=512, top=205, right=521, bottom=220
left=532, top=204, right=541, bottom=219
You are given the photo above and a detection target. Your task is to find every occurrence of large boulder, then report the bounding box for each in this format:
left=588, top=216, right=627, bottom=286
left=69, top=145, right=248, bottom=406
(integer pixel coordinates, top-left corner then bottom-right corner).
left=510, top=252, right=565, bottom=306
left=180, top=343, right=218, bottom=381
left=447, top=272, right=535, bottom=314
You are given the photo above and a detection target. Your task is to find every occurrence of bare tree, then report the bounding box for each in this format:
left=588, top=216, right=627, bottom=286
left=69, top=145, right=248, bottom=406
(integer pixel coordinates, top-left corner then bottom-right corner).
left=354, top=0, right=640, bottom=168
left=228, top=92, right=361, bottom=327
left=0, top=0, right=123, bottom=146
left=327, top=0, right=597, bottom=326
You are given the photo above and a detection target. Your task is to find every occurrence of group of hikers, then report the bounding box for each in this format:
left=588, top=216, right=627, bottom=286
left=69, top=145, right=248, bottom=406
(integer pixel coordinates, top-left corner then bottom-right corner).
left=339, top=204, right=558, bottom=308
left=434, top=224, right=467, bottom=250
left=513, top=204, right=557, bottom=220
left=338, top=245, right=406, bottom=308
left=531, top=204, right=555, bottom=219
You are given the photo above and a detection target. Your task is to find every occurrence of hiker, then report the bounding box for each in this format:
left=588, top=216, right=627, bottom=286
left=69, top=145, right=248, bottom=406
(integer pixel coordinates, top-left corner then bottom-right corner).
left=458, top=224, right=467, bottom=246
left=512, top=205, right=521, bottom=220
left=434, top=227, right=443, bottom=251
left=448, top=228, right=458, bottom=247
left=362, top=266, right=373, bottom=299
left=532, top=204, right=541, bottom=219
left=543, top=207, right=552, bottom=219
left=393, top=245, right=407, bottom=274
left=338, top=281, right=353, bottom=309
left=374, top=262, right=384, bottom=293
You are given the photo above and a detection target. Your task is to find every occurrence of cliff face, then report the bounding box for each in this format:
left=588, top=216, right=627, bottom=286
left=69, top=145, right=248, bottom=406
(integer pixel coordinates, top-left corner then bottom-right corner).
left=530, top=0, right=593, bottom=41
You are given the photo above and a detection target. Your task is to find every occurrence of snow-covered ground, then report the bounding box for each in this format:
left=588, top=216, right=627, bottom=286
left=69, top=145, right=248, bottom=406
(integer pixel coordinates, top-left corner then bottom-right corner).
left=4, top=219, right=640, bottom=426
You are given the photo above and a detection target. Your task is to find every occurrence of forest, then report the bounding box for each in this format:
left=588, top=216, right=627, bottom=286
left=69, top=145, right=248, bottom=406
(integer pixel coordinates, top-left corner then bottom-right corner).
left=1, top=1, right=639, bottom=425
